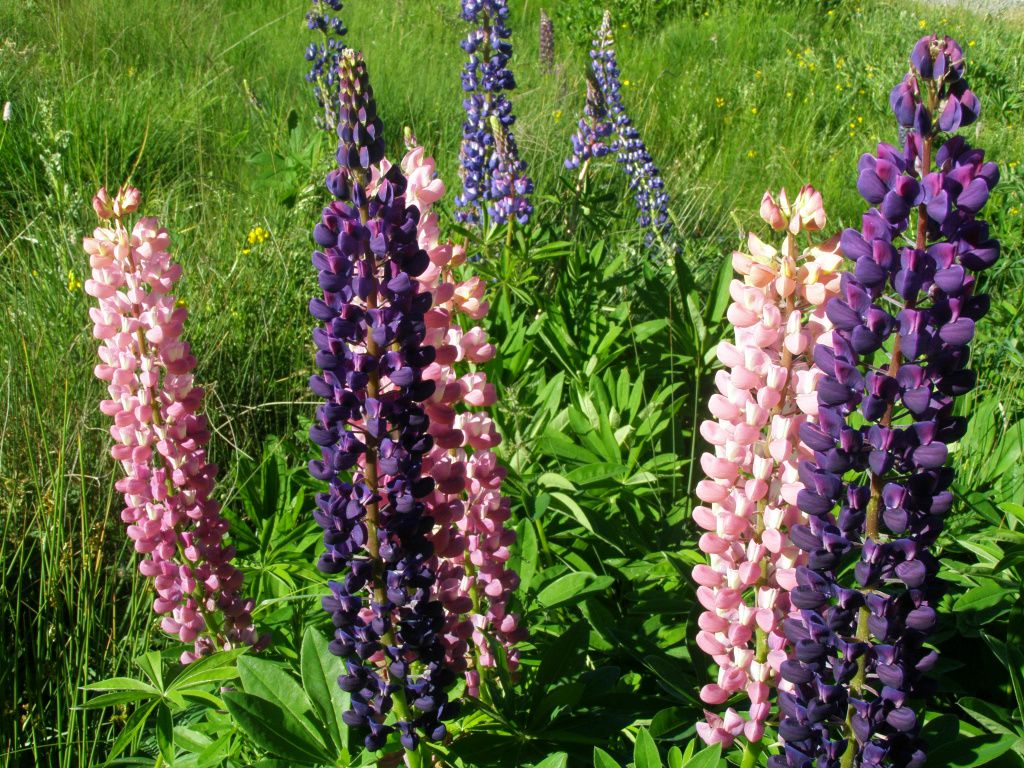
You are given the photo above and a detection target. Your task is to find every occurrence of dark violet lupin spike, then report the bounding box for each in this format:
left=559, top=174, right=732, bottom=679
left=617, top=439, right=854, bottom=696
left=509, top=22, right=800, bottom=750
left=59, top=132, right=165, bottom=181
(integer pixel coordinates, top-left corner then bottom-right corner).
left=771, top=35, right=999, bottom=768
left=309, top=49, right=458, bottom=753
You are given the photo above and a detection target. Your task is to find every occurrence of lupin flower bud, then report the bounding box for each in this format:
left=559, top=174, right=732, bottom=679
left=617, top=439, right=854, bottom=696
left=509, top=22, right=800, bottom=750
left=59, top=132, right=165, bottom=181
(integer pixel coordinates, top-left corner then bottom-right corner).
left=693, top=186, right=841, bottom=747
left=774, top=36, right=999, bottom=768
left=374, top=142, right=526, bottom=698
left=84, top=188, right=267, bottom=664
left=581, top=11, right=671, bottom=245
left=456, top=0, right=534, bottom=226
left=308, top=50, right=458, bottom=753
left=305, top=0, right=348, bottom=132
left=539, top=10, right=555, bottom=74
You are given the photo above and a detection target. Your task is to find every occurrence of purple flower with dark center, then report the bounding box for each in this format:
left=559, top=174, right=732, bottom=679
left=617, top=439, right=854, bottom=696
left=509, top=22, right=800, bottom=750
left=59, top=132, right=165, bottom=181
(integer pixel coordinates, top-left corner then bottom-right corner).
left=308, top=50, right=458, bottom=754
left=305, top=0, right=347, bottom=132
left=773, top=35, right=1000, bottom=768
left=456, top=0, right=533, bottom=226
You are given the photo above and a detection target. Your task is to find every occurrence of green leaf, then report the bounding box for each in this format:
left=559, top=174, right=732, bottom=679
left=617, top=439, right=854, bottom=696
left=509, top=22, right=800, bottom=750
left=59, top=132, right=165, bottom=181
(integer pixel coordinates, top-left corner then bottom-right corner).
left=103, top=700, right=158, bottom=765
left=533, top=754, right=568, bottom=768
left=80, top=690, right=157, bottom=709
left=683, top=743, right=722, bottom=768
left=83, top=677, right=159, bottom=693
left=155, top=704, right=175, bottom=765
left=517, top=519, right=539, bottom=595
left=667, top=747, right=684, bottom=768
left=170, top=648, right=245, bottom=690
left=954, top=581, right=1013, bottom=612
left=594, top=747, right=623, bottom=768
left=223, top=691, right=330, bottom=764
left=634, top=727, right=661, bottom=768
left=703, top=252, right=734, bottom=329
left=236, top=656, right=315, bottom=730
left=550, top=491, right=596, bottom=533
left=538, top=472, right=577, bottom=490
left=537, top=622, right=590, bottom=688
left=192, top=732, right=234, bottom=768
left=537, top=572, right=614, bottom=608
left=927, top=733, right=1020, bottom=767
left=564, top=463, right=627, bottom=486
left=300, top=626, right=348, bottom=754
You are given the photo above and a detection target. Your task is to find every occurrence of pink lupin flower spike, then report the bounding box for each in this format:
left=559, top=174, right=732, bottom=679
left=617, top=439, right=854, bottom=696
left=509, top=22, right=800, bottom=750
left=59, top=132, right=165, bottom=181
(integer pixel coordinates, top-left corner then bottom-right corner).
left=84, top=186, right=267, bottom=664
left=692, top=186, right=842, bottom=744
left=373, top=137, right=525, bottom=696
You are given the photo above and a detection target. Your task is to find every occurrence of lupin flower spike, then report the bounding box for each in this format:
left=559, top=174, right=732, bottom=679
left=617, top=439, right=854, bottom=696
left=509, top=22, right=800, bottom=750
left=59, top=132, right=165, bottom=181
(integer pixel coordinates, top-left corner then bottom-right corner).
left=308, top=50, right=458, bottom=754
left=456, top=0, right=534, bottom=226
left=305, top=0, right=348, bottom=132
left=539, top=10, right=555, bottom=74
left=693, top=186, right=841, bottom=747
left=773, top=36, right=999, bottom=768
left=589, top=10, right=671, bottom=244
left=565, top=73, right=614, bottom=177
left=374, top=139, right=525, bottom=697
left=84, top=186, right=267, bottom=664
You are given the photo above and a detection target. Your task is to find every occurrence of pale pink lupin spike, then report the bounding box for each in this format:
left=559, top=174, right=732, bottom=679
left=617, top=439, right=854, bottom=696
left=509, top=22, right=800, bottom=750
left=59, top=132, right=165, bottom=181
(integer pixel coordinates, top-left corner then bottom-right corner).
left=84, top=187, right=268, bottom=663
left=691, top=186, right=841, bottom=745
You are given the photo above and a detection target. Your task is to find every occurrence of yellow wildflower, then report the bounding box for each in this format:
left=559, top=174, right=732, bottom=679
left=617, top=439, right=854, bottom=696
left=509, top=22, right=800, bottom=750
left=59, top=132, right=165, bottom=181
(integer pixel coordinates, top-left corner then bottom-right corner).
left=715, top=97, right=725, bottom=108
left=246, top=226, right=270, bottom=246
left=918, top=19, right=927, bottom=29
left=67, top=270, right=82, bottom=292
left=750, top=106, right=758, bottom=115
left=747, top=149, right=757, bottom=158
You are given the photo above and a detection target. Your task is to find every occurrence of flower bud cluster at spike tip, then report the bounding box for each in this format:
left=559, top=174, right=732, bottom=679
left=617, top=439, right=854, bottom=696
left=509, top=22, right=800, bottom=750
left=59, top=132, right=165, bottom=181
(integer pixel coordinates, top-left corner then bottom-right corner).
left=374, top=142, right=526, bottom=696
left=565, top=73, right=614, bottom=171
left=305, top=0, right=347, bottom=132
left=84, top=187, right=267, bottom=664
left=589, top=11, right=670, bottom=243
left=455, top=0, right=534, bottom=226
left=773, top=37, right=999, bottom=768
left=693, top=186, right=842, bottom=747
left=308, top=52, right=458, bottom=751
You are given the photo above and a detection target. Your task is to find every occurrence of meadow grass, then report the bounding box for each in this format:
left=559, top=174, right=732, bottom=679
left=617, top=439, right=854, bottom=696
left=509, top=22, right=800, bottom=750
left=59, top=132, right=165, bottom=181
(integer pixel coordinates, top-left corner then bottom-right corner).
left=1, top=0, right=1023, bottom=764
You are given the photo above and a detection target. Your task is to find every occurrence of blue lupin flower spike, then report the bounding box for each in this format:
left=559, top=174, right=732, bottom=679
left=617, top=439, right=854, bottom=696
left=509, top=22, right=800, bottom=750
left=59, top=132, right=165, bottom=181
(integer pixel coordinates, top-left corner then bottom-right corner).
left=456, top=0, right=534, bottom=226
left=305, top=0, right=348, bottom=132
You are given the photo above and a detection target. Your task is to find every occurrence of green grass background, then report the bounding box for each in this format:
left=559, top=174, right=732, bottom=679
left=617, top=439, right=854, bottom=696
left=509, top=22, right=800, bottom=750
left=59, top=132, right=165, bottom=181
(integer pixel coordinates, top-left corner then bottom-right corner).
left=1, top=0, right=1023, bottom=764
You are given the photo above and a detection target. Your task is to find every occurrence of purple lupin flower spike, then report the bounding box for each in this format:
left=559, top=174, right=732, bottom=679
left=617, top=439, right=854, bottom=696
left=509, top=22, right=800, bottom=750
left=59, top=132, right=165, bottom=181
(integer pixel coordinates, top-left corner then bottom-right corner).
left=305, top=0, right=347, bottom=132
left=455, top=0, right=534, bottom=226
left=772, top=35, right=998, bottom=768
left=539, top=9, right=555, bottom=74
left=308, top=49, right=458, bottom=754
left=590, top=10, right=670, bottom=244
left=565, top=73, right=614, bottom=176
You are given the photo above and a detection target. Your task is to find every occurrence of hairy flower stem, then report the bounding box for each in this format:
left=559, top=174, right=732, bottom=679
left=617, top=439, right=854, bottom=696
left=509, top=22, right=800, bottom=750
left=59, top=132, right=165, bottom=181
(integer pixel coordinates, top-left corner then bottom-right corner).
left=741, top=741, right=764, bottom=768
